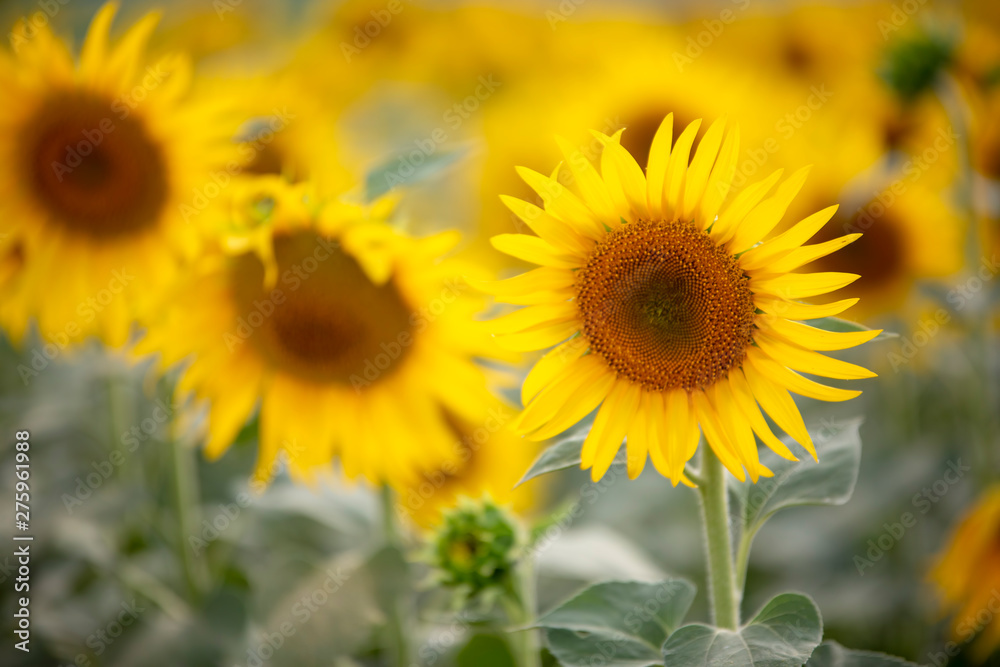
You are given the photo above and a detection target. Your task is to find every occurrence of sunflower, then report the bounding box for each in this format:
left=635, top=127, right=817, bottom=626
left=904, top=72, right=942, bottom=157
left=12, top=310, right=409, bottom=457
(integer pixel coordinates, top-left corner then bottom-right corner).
left=137, top=178, right=500, bottom=486
left=487, top=116, right=879, bottom=484
left=394, top=398, right=539, bottom=528
left=930, top=486, right=1000, bottom=661
left=0, top=4, right=237, bottom=346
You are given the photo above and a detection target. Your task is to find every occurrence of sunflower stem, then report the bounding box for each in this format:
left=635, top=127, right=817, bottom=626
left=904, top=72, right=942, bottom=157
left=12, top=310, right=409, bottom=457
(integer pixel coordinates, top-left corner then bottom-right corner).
left=696, top=445, right=740, bottom=630
left=380, top=486, right=411, bottom=667
left=169, top=411, right=208, bottom=603
left=506, top=553, right=541, bottom=667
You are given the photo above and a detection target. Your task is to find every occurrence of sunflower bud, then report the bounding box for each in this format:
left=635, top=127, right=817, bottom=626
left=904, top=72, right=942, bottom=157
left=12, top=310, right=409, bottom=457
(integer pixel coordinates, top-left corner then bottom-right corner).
left=427, top=497, right=523, bottom=599
left=880, top=32, right=955, bottom=102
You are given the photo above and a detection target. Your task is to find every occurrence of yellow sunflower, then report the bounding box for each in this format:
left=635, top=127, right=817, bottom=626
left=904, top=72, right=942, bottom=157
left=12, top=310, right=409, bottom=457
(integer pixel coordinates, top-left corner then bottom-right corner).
left=487, top=115, right=879, bottom=484
left=137, top=178, right=501, bottom=487
left=930, top=486, right=1000, bottom=661
left=0, top=3, right=237, bottom=346
left=394, top=398, right=539, bottom=529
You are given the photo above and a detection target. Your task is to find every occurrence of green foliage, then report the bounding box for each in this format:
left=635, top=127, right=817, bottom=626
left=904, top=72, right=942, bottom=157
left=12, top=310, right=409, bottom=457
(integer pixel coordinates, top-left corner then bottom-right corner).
left=662, top=594, right=823, bottom=667
left=534, top=579, right=695, bottom=667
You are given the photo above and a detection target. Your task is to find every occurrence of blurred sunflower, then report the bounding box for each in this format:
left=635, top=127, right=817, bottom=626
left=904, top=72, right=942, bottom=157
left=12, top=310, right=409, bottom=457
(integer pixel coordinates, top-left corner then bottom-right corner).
left=138, top=178, right=501, bottom=487
left=0, top=3, right=236, bottom=346
left=394, top=398, right=538, bottom=529
left=930, top=486, right=1000, bottom=661
left=488, top=115, right=879, bottom=484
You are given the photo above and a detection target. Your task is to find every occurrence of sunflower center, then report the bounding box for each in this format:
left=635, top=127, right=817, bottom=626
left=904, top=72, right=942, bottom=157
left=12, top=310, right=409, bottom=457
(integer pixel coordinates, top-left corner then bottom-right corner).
left=22, top=92, right=168, bottom=238
left=576, top=219, right=756, bottom=392
left=231, top=230, right=414, bottom=385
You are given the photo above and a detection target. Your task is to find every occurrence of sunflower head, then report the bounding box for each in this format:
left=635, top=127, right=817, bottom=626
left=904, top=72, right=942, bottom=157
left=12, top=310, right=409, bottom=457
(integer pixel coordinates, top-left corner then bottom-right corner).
left=0, top=3, right=238, bottom=345
left=488, top=115, right=879, bottom=484
left=139, top=176, right=504, bottom=488
left=930, top=486, right=1000, bottom=661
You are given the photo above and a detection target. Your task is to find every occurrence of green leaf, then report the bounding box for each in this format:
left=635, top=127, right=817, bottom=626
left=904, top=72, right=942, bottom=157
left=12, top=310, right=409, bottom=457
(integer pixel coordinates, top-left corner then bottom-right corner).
left=729, top=418, right=863, bottom=542
left=806, top=641, right=920, bottom=666
left=804, top=317, right=897, bottom=341
left=516, top=414, right=631, bottom=486
left=535, top=579, right=696, bottom=667
left=364, top=146, right=468, bottom=201
left=662, top=593, right=822, bottom=667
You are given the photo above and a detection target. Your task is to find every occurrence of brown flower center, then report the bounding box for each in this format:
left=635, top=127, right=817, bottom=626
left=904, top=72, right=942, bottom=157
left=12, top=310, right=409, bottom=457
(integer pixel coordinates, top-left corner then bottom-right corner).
left=576, top=219, right=756, bottom=392
left=231, top=230, right=414, bottom=385
left=21, top=91, right=168, bottom=238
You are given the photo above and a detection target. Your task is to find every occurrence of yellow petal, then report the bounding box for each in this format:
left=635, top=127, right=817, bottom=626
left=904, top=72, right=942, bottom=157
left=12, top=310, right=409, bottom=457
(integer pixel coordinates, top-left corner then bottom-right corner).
left=664, top=119, right=703, bottom=217
left=767, top=318, right=882, bottom=351
left=754, top=296, right=859, bottom=321
left=491, top=302, right=578, bottom=335
left=522, top=335, right=589, bottom=404
left=555, top=135, right=619, bottom=225
left=500, top=195, right=593, bottom=255
left=747, top=349, right=863, bottom=403
left=691, top=390, right=746, bottom=481
left=712, top=168, right=784, bottom=244
left=700, top=125, right=741, bottom=229
left=491, top=234, right=582, bottom=268
left=682, top=117, right=727, bottom=221
left=752, top=271, right=859, bottom=300
left=588, top=381, right=641, bottom=481
left=743, top=364, right=817, bottom=459
left=645, top=114, right=674, bottom=219
left=515, top=166, right=604, bottom=239
left=598, top=132, right=650, bottom=220
left=755, top=332, right=877, bottom=380
left=728, top=370, right=798, bottom=461
left=516, top=354, right=610, bottom=434
left=728, top=167, right=811, bottom=254
left=495, top=319, right=579, bottom=352
left=739, top=205, right=839, bottom=270
left=626, top=392, right=656, bottom=479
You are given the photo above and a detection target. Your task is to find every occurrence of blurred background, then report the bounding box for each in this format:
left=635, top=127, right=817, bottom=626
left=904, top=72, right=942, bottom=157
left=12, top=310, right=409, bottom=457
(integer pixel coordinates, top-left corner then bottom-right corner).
left=1, top=0, right=999, bottom=664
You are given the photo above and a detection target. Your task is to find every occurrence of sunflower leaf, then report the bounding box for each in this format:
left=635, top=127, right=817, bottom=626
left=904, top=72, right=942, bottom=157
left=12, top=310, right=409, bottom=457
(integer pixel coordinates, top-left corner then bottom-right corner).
left=728, top=417, right=863, bottom=540
left=805, top=641, right=920, bottom=666
left=535, top=579, right=696, bottom=667
left=364, top=145, right=469, bottom=202
left=516, top=414, right=628, bottom=486
left=661, top=593, right=822, bottom=667
left=805, top=316, right=898, bottom=340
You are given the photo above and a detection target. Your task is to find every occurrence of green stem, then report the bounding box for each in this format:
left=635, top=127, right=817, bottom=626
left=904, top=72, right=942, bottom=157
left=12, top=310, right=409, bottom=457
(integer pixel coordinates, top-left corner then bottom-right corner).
left=170, top=422, right=207, bottom=602
left=696, top=446, right=740, bottom=630
left=505, top=554, right=541, bottom=667
left=381, top=486, right=411, bottom=667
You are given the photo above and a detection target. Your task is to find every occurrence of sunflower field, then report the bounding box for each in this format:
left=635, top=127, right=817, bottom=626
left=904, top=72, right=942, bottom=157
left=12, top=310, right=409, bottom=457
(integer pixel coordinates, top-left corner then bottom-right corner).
left=1, top=0, right=999, bottom=665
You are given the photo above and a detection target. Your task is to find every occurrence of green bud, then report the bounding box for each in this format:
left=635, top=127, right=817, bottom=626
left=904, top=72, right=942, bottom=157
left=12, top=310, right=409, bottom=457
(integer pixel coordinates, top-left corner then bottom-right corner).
left=880, top=32, right=955, bottom=103
left=427, top=497, right=523, bottom=599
